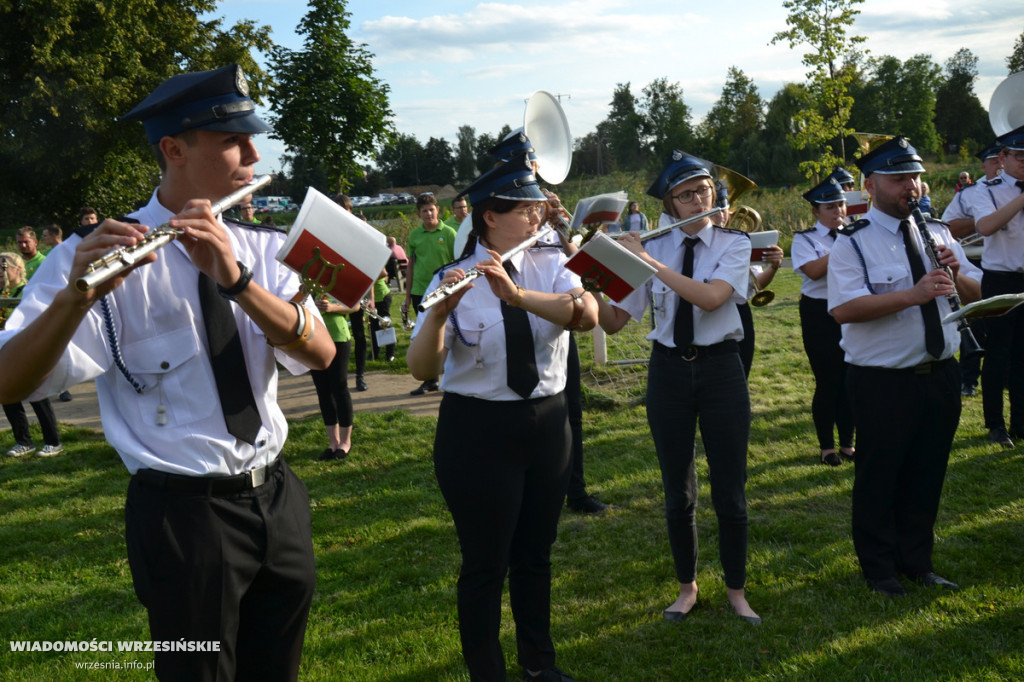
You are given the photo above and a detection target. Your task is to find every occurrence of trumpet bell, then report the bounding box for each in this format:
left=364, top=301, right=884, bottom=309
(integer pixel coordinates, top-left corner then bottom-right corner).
left=750, top=289, right=775, bottom=307
left=989, top=72, right=1024, bottom=136
left=524, top=90, right=572, bottom=184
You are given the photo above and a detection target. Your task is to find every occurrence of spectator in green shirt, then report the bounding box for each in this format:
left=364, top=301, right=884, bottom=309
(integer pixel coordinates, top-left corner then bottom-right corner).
left=402, top=193, right=457, bottom=395
left=16, top=227, right=45, bottom=280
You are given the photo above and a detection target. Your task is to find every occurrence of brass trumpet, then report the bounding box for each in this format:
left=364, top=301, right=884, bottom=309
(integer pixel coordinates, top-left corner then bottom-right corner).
left=360, top=296, right=392, bottom=329
left=74, top=175, right=273, bottom=292
left=401, top=308, right=415, bottom=331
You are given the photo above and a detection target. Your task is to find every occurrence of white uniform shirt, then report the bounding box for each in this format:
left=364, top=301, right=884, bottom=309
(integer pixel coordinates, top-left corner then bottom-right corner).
left=791, top=223, right=837, bottom=299
left=0, top=190, right=317, bottom=475
left=965, top=172, right=1024, bottom=273
left=827, top=206, right=979, bottom=368
left=612, top=221, right=750, bottom=347
left=941, top=184, right=976, bottom=222
left=413, top=241, right=581, bottom=401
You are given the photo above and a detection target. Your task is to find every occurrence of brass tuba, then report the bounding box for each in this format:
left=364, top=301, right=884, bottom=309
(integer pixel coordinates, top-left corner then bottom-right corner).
left=711, top=165, right=774, bottom=306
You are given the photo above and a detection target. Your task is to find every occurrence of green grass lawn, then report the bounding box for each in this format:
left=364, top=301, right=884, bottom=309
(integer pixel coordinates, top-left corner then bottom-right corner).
left=2, top=271, right=1023, bottom=680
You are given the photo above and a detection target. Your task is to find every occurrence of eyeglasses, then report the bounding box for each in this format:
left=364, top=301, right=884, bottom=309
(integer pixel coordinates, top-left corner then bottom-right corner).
left=671, top=185, right=714, bottom=204
left=239, top=205, right=252, bottom=210
left=511, top=205, right=545, bottom=220
left=1005, top=151, right=1024, bottom=163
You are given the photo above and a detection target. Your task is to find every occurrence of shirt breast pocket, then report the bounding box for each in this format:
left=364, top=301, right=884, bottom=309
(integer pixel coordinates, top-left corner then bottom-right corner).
left=454, top=306, right=504, bottom=343
left=866, top=262, right=911, bottom=294
left=119, top=326, right=215, bottom=428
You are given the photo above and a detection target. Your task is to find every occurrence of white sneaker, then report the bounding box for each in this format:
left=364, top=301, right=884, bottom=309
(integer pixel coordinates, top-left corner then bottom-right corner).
left=6, top=444, right=35, bottom=457
left=38, top=444, right=63, bottom=457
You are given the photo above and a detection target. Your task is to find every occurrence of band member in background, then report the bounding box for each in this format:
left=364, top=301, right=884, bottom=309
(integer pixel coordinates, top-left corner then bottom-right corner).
left=792, top=177, right=855, bottom=466
left=595, top=150, right=760, bottom=626
left=828, top=136, right=980, bottom=597
left=968, top=126, right=1024, bottom=448
left=407, top=158, right=596, bottom=682
left=943, top=143, right=1002, bottom=398
left=708, top=180, right=783, bottom=377
left=0, top=64, right=334, bottom=679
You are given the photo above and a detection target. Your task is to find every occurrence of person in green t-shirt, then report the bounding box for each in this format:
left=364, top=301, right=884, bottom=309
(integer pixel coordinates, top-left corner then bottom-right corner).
left=402, top=194, right=457, bottom=395
left=16, top=227, right=45, bottom=280
left=443, top=195, right=470, bottom=230
left=368, top=270, right=395, bottom=362
left=311, top=297, right=360, bottom=461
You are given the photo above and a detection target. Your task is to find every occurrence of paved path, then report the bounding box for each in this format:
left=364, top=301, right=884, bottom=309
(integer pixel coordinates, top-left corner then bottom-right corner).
left=12, top=370, right=442, bottom=434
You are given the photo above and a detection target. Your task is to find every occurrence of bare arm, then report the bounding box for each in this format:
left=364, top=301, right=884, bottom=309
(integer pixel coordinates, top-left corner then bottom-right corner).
left=799, top=253, right=830, bottom=281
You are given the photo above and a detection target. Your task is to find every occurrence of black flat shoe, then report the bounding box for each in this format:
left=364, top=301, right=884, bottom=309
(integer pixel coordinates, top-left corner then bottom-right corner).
left=989, top=427, right=1014, bottom=448
left=522, top=665, right=577, bottom=681
left=839, top=447, right=855, bottom=462
left=737, top=614, right=762, bottom=625
left=910, top=571, right=959, bottom=590
left=867, top=576, right=907, bottom=597
left=567, top=494, right=610, bottom=514
left=820, top=450, right=841, bottom=466
left=334, top=447, right=349, bottom=460
left=317, top=448, right=335, bottom=461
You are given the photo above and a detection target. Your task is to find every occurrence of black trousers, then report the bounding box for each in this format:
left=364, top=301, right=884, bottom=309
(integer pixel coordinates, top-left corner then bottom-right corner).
left=737, top=302, right=754, bottom=378
left=125, top=460, right=316, bottom=681
left=310, top=339, right=353, bottom=428
left=646, top=343, right=750, bottom=589
left=799, top=296, right=855, bottom=450
left=847, top=360, right=960, bottom=580
left=434, top=392, right=571, bottom=682
left=368, top=292, right=395, bottom=360
left=980, top=270, right=1024, bottom=432
left=3, top=399, right=60, bottom=447
left=564, top=333, right=588, bottom=502
left=349, top=308, right=367, bottom=379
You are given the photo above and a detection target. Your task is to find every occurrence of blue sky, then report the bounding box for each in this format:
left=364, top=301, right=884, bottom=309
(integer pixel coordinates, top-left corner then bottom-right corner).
left=210, top=0, right=1024, bottom=175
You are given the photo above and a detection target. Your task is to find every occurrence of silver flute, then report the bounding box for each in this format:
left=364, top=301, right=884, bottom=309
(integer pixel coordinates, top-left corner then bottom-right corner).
left=74, top=175, right=273, bottom=293
left=417, top=225, right=555, bottom=312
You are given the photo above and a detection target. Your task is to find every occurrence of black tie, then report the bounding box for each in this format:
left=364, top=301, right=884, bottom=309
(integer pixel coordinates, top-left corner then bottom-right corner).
left=828, top=229, right=838, bottom=241
left=673, top=237, right=700, bottom=349
left=501, top=263, right=539, bottom=399
left=1016, top=180, right=1024, bottom=193
left=198, top=272, right=262, bottom=444
left=899, top=221, right=945, bottom=360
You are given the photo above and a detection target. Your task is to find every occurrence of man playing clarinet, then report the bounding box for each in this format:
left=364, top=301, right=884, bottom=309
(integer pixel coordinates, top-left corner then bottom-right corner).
left=827, top=136, right=980, bottom=598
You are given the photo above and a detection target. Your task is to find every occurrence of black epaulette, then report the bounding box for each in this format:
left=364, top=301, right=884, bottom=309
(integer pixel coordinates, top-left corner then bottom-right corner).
left=839, top=218, right=870, bottom=235
left=924, top=216, right=951, bottom=229
left=794, top=227, right=816, bottom=235
left=714, top=225, right=750, bottom=239
left=225, top=218, right=287, bottom=234
left=982, top=177, right=1003, bottom=187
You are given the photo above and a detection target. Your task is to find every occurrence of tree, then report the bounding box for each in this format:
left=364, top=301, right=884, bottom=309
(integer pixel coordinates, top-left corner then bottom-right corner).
left=1007, top=28, right=1024, bottom=74
left=771, top=0, right=867, bottom=179
left=696, top=67, right=765, bottom=175
left=377, top=133, right=424, bottom=187
left=454, top=125, right=477, bottom=183
left=639, top=78, right=693, bottom=166
left=420, top=137, right=456, bottom=186
left=849, top=54, right=941, bottom=154
left=268, top=0, right=392, bottom=194
left=602, top=83, right=645, bottom=172
left=0, top=1, right=271, bottom=225
left=759, top=83, right=817, bottom=186
left=934, top=48, right=990, bottom=155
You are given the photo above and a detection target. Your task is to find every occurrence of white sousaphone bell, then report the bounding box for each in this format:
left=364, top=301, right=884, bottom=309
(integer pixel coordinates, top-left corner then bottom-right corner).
left=989, top=71, right=1024, bottom=137
left=453, top=90, right=573, bottom=258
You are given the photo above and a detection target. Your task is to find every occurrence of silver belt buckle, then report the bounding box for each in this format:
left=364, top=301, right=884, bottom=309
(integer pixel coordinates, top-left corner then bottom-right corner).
left=680, top=345, right=698, bottom=362
left=249, top=464, right=267, bottom=488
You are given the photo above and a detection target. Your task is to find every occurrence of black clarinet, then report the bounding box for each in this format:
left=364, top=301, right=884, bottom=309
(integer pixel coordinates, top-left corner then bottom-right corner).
left=907, top=198, right=984, bottom=360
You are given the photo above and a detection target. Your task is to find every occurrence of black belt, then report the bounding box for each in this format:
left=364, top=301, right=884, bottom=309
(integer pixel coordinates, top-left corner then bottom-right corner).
left=982, top=269, right=1024, bottom=282
left=134, top=458, right=281, bottom=495
left=652, top=340, right=739, bottom=362
left=857, top=357, right=955, bottom=376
